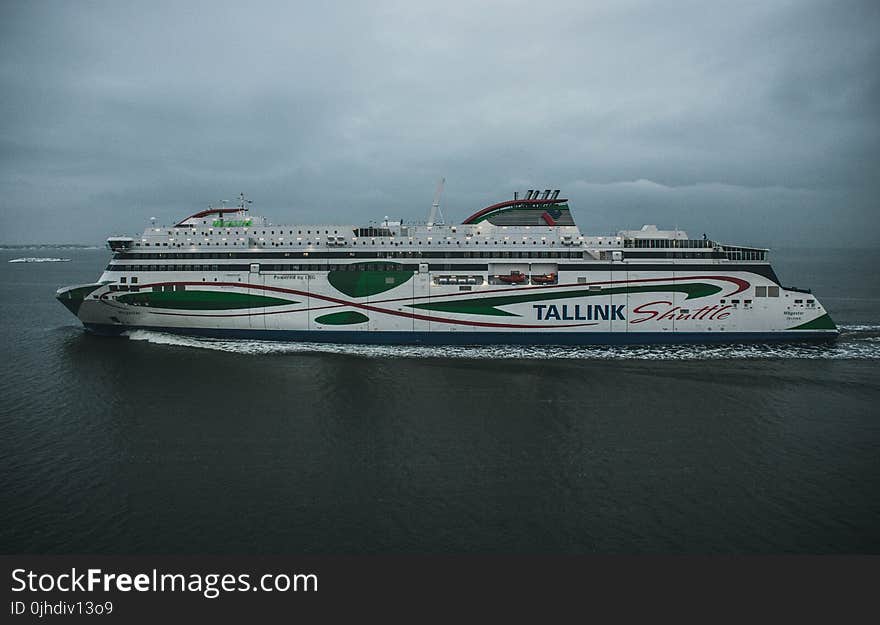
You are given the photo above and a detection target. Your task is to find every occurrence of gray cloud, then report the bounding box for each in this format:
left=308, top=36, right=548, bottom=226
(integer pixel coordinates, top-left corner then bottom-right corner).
left=1, top=0, right=877, bottom=246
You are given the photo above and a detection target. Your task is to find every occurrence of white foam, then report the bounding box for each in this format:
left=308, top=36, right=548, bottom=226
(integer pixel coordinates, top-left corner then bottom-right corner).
left=839, top=324, right=880, bottom=332
left=8, top=257, right=71, bottom=263
left=124, top=329, right=880, bottom=361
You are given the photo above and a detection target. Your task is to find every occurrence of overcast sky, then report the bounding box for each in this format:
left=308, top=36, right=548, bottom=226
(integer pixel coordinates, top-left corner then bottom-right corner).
left=1, top=0, right=877, bottom=246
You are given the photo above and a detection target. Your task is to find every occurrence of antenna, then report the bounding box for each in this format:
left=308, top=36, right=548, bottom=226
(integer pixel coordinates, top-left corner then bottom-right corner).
left=427, top=177, right=446, bottom=226
left=238, top=192, right=252, bottom=213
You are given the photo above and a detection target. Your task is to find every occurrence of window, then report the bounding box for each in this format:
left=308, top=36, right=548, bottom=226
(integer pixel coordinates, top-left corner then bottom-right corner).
left=768, top=286, right=780, bottom=297
left=175, top=284, right=186, bottom=291
left=131, top=277, right=138, bottom=284
left=120, top=277, right=127, bottom=283
left=152, top=286, right=161, bottom=292
left=755, top=286, right=767, bottom=297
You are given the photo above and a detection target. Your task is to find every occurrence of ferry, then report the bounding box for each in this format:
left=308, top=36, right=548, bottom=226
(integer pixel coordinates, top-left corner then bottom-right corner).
left=56, top=190, right=838, bottom=344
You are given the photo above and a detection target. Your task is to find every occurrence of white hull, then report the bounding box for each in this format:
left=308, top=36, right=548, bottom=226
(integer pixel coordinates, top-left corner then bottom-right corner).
left=60, top=266, right=837, bottom=344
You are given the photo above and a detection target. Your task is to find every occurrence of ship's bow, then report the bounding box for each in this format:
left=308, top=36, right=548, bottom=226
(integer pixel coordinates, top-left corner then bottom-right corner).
left=55, top=283, right=104, bottom=318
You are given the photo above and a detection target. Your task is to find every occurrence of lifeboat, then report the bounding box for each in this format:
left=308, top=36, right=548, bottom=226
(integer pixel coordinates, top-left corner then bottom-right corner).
left=496, top=271, right=527, bottom=284
left=531, top=272, right=557, bottom=285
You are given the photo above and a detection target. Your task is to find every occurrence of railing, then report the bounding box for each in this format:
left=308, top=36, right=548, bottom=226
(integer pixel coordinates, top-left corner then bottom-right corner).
left=720, top=245, right=768, bottom=261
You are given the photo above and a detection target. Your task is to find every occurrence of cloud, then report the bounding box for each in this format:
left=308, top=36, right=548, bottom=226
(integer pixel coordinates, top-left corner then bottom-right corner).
left=0, top=0, right=877, bottom=245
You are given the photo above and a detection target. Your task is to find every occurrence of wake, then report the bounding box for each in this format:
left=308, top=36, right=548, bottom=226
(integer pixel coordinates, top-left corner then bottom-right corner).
left=123, top=326, right=880, bottom=361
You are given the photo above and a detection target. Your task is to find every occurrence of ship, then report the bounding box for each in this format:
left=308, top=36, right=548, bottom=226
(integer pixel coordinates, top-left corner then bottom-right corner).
left=56, top=190, right=838, bottom=344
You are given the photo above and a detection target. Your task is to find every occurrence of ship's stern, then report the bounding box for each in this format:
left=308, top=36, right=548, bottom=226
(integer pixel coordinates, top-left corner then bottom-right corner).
left=783, top=289, right=839, bottom=340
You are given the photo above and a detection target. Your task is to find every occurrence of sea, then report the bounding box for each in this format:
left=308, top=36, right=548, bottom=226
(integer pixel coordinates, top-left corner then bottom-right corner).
left=1, top=247, right=878, bottom=553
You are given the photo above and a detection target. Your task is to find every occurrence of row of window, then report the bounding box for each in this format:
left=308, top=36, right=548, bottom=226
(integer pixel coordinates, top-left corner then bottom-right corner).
left=169, top=229, right=344, bottom=236
left=624, top=251, right=727, bottom=259
left=353, top=227, right=394, bottom=237
left=624, top=239, right=715, bottom=249
left=117, top=250, right=589, bottom=261
left=260, top=263, right=417, bottom=272
left=135, top=238, right=578, bottom=248
left=104, top=262, right=779, bottom=277
left=110, top=264, right=251, bottom=272
left=109, top=283, right=189, bottom=293
left=106, top=263, right=494, bottom=274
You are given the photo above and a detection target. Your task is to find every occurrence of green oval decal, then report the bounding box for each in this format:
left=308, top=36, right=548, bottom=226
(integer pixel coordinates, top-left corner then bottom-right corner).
left=328, top=266, right=413, bottom=297
left=315, top=311, right=369, bottom=325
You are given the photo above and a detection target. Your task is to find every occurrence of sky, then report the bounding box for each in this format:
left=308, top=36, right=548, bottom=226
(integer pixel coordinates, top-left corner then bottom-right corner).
left=0, top=0, right=877, bottom=246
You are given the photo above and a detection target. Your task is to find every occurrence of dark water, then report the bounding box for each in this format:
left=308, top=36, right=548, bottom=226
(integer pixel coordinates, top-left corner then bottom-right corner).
left=1, top=247, right=878, bottom=553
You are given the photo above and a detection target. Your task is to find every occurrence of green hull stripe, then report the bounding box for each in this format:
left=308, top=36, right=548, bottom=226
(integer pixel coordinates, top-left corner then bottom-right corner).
left=409, top=283, right=721, bottom=317
left=788, top=313, right=837, bottom=330
left=328, top=268, right=413, bottom=298
left=315, top=311, right=370, bottom=325
left=117, top=290, right=294, bottom=310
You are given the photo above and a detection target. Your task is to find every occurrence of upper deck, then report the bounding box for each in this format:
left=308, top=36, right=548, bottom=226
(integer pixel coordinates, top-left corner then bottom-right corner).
left=108, top=191, right=769, bottom=264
